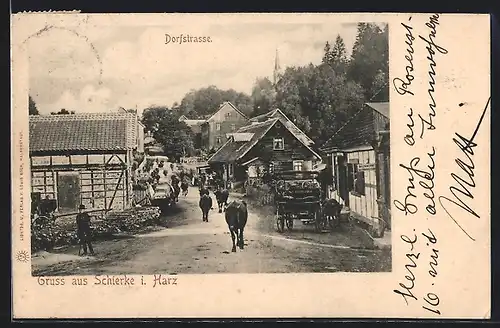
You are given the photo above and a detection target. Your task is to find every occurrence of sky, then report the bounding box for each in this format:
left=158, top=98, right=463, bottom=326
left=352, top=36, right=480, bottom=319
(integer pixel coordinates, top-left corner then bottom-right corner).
left=28, top=21, right=364, bottom=115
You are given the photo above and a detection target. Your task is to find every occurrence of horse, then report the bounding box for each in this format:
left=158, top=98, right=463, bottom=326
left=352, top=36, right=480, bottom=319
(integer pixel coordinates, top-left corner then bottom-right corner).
left=214, top=187, right=229, bottom=213
left=199, top=193, right=213, bottom=222
left=322, top=198, right=343, bottom=229
left=225, top=200, right=248, bottom=252
left=181, top=181, right=189, bottom=197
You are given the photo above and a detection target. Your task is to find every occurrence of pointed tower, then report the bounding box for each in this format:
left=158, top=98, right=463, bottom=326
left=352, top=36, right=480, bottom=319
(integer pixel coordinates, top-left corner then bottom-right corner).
left=273, top=48, right=281, bottom=86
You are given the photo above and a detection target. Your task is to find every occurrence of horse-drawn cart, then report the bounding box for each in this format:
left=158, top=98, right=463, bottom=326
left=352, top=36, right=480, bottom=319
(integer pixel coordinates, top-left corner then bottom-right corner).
left=274, top=170, right=324, bottom=233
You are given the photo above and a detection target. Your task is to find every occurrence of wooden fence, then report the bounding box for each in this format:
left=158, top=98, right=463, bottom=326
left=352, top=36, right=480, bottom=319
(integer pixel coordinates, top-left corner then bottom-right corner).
left=245, top=184, right=275, bottom=206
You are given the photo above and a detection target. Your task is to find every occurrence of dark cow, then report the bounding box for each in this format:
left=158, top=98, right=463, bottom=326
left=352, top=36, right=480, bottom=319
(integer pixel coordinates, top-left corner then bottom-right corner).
left=199, top=187, right=210, bottom=197
left=225, top=200, right=248, bottom=252
left=322, top=198, right=343, bottom=229
left=199, top=193, right=213, bottom=222
left=214, top=187, right=229, bottom=213
left=181, top=181, right=189, bottom=197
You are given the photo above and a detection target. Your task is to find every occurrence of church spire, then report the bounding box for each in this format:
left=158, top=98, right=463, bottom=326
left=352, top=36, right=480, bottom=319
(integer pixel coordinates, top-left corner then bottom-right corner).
left=273, top=48, right=281, bottom=86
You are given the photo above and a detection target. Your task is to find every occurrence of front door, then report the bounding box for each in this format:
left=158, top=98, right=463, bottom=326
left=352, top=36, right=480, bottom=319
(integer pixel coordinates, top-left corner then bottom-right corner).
left=57, top=172, right=80, bottom=212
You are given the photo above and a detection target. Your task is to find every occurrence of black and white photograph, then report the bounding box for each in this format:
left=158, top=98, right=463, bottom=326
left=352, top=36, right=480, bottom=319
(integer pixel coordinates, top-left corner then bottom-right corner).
left=26, top=20, right=391, bottom=276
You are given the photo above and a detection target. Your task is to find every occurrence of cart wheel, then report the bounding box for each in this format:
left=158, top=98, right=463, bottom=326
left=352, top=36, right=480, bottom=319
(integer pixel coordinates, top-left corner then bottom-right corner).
left=327, top=216, right=337, bottom=230
left=277, top=217, right=285, bottom=233
left=286, top=218, right=294, bottom=231
left=276, top=208, right=284, bottom=233
left=314, top=210, right=321, bottom=233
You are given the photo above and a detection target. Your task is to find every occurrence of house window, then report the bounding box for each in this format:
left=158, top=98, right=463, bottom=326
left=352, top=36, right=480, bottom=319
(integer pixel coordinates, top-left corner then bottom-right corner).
left=273, top=137, right=284, bottom=150
left=225, top=112, right=231, bottom=118
left=216, top=136, right=222, bottom=144
left=347, top=163, right=366, bottom=196
left=231, top=124, right=236, bottom=131
left=293, top=160, right=303, bottom=171
left=216, top=123, right=221, bottom=131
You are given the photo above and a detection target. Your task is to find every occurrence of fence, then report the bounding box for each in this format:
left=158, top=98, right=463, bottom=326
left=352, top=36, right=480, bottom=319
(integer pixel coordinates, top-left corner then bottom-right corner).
left=245, top=183, right=275, bottom=206
left=133, top=189, right=150, bottom=205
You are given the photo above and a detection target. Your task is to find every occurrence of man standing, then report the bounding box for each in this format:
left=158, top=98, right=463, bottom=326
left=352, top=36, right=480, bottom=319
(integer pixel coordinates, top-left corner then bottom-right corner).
left=76, top=204, right=95, bottom=256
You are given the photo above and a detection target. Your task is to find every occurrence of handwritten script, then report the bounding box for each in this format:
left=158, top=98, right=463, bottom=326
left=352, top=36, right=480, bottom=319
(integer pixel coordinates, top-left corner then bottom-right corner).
left=438, top=98, right=490, bottom=241
left=392, top=14, right=448, bottom=316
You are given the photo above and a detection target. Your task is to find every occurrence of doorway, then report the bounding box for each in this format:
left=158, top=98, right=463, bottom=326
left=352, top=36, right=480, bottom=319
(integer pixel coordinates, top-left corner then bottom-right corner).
left=57, top=172, right=80, bottom=212
left=337, top=155, right=349, bottom=207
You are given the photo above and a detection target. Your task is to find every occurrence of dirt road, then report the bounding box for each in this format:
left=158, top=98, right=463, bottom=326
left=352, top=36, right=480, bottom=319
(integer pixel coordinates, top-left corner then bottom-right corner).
left=32, top=187, right=391, bottom=275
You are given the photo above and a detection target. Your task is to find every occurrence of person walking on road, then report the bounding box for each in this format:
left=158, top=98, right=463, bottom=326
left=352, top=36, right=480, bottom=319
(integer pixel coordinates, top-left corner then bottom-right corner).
left=76, top=204, right=95, bottom=256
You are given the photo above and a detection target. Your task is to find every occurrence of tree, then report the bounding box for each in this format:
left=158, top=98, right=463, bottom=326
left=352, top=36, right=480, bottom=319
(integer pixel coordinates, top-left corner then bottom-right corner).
left=141, top=106, right=170, bottom=133
left=177, top=86, right=254, bottom=118
left=347, top=23, right=389, bottom=101
left=29, top=95, right=39, bottom=115
left=50, top=108, right=75, bottom=115
left=323, top=35, right=349, bottom=76
left=250, top=77, right=276, bottom=116
left=142, top=106, right=195, bottom=161
left=274, top=63, right=365, bottom=145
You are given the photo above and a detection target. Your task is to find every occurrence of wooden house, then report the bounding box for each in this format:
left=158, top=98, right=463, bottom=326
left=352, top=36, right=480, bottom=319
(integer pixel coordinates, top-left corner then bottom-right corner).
left=200, top=102, right=249, bottom=151
left=319, top=102, right=390, bottom=232
left=208, top=116, right=322, bottom=188
left=248, top=108, right=315, bottom=147
left=29, top=112, right=144, bottom=213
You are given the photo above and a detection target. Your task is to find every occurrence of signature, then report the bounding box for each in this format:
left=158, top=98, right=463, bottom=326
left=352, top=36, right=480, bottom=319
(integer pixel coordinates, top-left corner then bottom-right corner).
left=418, top=14, right=449, bottom=138
left=438, top=98, right=491, bottom=242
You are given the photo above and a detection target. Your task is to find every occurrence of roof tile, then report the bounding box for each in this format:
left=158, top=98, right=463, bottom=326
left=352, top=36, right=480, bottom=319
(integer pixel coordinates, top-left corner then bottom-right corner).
left=29, top=113, right=137, bottom=152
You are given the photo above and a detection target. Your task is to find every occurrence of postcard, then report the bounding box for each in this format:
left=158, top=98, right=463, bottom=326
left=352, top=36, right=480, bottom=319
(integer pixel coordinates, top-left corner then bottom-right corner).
left=10, top=12, right=490, bottom=319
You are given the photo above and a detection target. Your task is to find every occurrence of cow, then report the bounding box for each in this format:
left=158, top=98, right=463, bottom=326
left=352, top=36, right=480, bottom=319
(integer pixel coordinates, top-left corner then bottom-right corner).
left=322, top=198, right=343, bottom=229
left=199, top=186, right=210, bottom=197
left=214, top=187, right=229, bottom=213
left=181, top=180, right=189, bottom=197
left=225, top=200, right=248, bottom=252
left=199, top=193, right=213, bottom=222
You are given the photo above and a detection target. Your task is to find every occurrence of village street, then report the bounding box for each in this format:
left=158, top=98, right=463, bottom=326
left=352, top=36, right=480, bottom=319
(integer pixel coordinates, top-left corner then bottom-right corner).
left=32, top=188, right=391, bottom=276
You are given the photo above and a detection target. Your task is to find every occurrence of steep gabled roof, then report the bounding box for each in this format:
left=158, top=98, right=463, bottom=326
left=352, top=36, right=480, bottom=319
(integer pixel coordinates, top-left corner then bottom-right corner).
left=320, top=102, right=390, bottom=153
left=207, top=138, right=247, bottom=163
left=249, top=108, right=315, bottom=146
left=208, top=117, right=322, bottom=164
left=29, top=112, right=138, bottom=153
left=366, top=102, right=389, bottom=118
left=205, top=101, right=249, bottom=122
left=182, top=119, right=206, bottom=127
left=225, top=132, right=255, bottom=142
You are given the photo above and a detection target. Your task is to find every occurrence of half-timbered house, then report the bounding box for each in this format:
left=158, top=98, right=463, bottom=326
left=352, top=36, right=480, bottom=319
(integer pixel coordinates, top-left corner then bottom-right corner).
left=319, top=102, right=390, bottom=233
left=29, top=112, right=144, bottom=213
